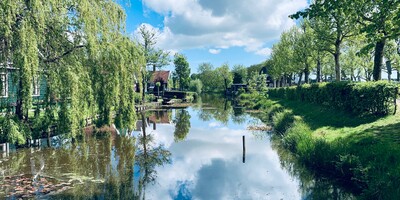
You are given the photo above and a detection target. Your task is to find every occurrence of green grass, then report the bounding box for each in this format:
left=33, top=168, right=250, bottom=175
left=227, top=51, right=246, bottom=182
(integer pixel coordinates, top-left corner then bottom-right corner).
left=260, top=98, right=400, bottom=199
left=272, top=98, right=400, bottom=143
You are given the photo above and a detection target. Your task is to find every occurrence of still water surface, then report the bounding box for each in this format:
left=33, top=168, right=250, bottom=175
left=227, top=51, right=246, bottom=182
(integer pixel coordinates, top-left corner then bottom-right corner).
left=0, top=97, right=354, bottom=199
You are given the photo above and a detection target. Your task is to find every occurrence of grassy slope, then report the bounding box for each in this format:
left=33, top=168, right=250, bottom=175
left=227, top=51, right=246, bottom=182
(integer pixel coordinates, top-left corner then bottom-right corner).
left=274, top=99, right=400, bottom=143
left=267, top=98, right=400, bottom=199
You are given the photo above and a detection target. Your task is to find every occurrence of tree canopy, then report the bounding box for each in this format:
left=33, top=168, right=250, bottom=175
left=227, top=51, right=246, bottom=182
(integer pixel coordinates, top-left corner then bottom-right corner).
left=0, top=0, right=145, bottom=143
left=173, top=53, right=190, bottom=90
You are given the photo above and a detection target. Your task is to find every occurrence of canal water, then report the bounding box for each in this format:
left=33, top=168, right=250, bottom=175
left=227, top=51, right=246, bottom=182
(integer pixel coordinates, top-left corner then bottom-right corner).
left=0, top=96, right=355, bottom=199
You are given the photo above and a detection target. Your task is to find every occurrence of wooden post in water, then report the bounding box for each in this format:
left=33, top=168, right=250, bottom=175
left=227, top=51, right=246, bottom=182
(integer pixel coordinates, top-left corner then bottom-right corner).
left=242, top=135, right=246, bottom=163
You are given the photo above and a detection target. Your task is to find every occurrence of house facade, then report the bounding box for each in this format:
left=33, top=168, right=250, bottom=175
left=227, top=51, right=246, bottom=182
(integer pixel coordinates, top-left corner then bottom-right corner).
left=0, top=63, right=47, bottom=110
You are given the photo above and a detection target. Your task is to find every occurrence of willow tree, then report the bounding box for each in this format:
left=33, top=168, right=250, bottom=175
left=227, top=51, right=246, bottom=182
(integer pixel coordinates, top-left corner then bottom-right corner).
left=0, top=0, right=144, bottom=141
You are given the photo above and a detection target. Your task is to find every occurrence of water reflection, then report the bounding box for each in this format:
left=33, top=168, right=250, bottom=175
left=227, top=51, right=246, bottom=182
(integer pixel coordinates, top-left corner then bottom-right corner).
left=270, top=135, right=356, bottom=200
left=0, top=96, right=357, bottom=199
left=173, top=109, right=191, bottom=142
left=135, top=111, right=171, bottom=200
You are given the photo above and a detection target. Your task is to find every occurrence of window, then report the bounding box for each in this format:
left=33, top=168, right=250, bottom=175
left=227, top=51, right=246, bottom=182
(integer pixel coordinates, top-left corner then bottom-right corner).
left=32, top=76, right=40, bottom=96
left=0, top=73, right=7, bottom=97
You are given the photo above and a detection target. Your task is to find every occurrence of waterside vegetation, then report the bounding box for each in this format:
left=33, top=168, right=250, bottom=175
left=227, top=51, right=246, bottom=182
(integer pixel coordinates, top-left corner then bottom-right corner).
left=239, top=81, right=400, bottom=199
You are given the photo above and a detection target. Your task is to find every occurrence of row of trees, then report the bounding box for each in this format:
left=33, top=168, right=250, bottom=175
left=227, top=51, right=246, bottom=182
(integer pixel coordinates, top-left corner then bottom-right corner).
left=0, top=0, right=145, bottom=143
left=267, top=0, right=400, bottom=84
left=189, top=63, right=268, bottom=94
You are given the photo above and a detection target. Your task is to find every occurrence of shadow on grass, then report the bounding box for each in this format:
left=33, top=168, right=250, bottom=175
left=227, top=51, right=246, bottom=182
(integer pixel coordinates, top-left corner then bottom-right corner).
left=346, top=121, right=400, bottom=144
left=274, top=99, right=382, bottom=130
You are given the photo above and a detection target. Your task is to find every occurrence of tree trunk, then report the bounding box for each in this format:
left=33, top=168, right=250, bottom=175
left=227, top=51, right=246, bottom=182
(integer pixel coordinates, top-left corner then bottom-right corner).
left=373, top=39, right=386, bottom=81
left=297, top=72, right=303, bottom=85
left=16, top=78, right=24, bottom=120
left=153, top=64, right=156, bottom=72
left=141, top=71, right=146, bottom=103
left=317, top=59, right=321, bottom=82
left=304, top=63, right=310, bottom=84
left=386, top=60, right=392, bottom=82
left=224, top=79, right=228, bottom=95
left=397, top=70, right=400, bottom=82
left=334, top=51, right=341, bottom=82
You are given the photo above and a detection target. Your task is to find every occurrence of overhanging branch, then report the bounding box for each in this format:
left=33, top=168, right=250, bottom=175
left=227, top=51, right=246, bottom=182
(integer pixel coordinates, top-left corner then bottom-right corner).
left=43, top=45, right=85, bottom=63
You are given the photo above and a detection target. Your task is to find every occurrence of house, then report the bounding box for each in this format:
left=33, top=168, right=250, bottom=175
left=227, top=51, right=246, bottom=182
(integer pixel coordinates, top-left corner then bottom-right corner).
left=0, top=63, right=46, bottom=110
left=148, top=71, right=170, bottom=94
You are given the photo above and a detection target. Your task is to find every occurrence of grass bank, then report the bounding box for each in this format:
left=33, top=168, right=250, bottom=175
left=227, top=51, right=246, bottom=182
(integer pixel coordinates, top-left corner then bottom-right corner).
left=242, top=93, right=400, bottom=199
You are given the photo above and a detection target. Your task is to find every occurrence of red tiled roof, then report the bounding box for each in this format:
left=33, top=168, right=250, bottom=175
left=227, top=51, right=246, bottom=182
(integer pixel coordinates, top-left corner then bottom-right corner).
left=150, top=71, right=170, bottom=83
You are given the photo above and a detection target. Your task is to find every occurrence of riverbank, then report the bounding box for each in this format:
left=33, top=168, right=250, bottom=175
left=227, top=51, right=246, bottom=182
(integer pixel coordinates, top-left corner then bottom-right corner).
left=244, top=94, right=400, bottom=199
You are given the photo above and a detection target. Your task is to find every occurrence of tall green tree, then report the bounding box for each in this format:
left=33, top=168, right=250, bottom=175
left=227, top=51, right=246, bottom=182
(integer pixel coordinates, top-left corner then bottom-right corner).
left=197, top=62, right=216, bottom=92
left=351, top=0, right=400, bottom=81
left=293, top=20, right=315, bottom=84
left=173, top=53, right=190, bottom=91
left=270, top=27, right=300, bottom=86
left=291, top=0, right=357, bottom=81
left=232, top=64, right=248, bottom=84
left=137, top=24, right=170, bottom=102
left=216, top=64, right=233, bottom=93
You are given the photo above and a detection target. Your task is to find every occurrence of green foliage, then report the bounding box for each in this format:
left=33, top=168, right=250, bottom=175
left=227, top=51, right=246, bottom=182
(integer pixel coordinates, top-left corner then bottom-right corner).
left=174, top=53, right=190, bottom=91
left=197, top=62, right=215, bottom=92
left=173, top=109, right=191, bottom=142
left=291, top=0, right=357, bottom=82
left=232, top=64, right=247, bottom=84
left=253, top=92, right=400, bottom=199
left=196, top=62, right=233, bottom=93
left=247, top=72, right=268, bottom=93
left=216, top=63, right=233, bottom=92
left=269, top=81, right=398, bottom=116
left=0, top=1, right=145, bottom=142
left=237, top=92, right=265, bottom=109
left=0, top=116, right=30, bottom=145
left=272, top=110, right=295, bottom=135
left=189, top=79, right=203, bottom=94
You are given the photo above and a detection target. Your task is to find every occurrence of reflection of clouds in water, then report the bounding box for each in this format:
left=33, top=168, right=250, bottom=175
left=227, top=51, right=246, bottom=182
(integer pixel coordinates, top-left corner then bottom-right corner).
left=146, top=110, right=301, bottom=200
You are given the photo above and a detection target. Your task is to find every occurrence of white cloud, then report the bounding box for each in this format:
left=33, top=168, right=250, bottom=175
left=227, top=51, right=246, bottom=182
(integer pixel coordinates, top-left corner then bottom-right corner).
left=208, top=49, right=221, bottom=54
left=138, top=0, right=308, bottom=56
left=208, top=122, right=221, bottom=127
left=255, top=47, right=273, bottom=56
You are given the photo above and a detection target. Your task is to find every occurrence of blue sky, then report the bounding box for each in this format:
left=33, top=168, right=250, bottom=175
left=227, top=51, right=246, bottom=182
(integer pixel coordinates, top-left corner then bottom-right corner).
left=119, top=0, right=308, bottom=74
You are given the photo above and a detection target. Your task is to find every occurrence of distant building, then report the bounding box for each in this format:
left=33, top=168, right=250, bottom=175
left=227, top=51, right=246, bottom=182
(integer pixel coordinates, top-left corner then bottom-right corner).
left=148, top=70, right=170, bottom=94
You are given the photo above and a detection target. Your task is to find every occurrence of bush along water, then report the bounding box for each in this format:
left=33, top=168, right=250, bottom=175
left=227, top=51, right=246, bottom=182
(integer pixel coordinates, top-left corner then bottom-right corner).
left=268, top=81, right=399, bottom=116
left=239, top=91, right=400, bottom=199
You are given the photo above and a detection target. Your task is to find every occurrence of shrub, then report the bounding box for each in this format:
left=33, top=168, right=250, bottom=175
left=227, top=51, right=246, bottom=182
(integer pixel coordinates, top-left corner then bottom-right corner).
left=282, top=120, right=312, bottom=152
left=267, top=104, right=284, bottom=120
left=189, top=79, right=203, bottom=94
left=0, top=116, right=31, bottom=144
left=268, top=81, right=398, bottom=116
left=272, top=109, right=295, bottom=135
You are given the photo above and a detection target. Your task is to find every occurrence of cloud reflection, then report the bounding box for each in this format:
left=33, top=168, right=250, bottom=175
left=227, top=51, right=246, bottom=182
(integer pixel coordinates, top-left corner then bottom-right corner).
left=144, top=108, right=301, bottom=200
